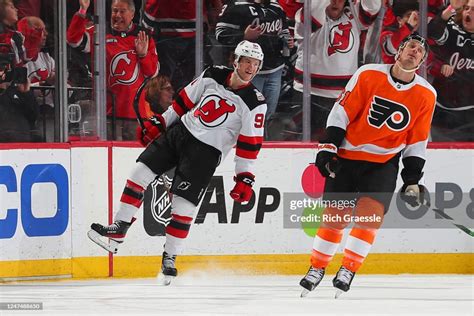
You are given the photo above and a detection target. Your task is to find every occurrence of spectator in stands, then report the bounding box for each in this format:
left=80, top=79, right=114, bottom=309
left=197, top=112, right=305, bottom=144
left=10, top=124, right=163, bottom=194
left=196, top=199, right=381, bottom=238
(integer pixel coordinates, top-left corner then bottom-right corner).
left=17, top=16, right=55, bottom=107
left=428, top=0, right=473, bottom=141
left=380, top=0, right=420, bottom=64
left=292, top=0, right=381, bottom=141
left=17, top=15, right=54, bottom=144
left=0, top=0, right=16, bottom=26
left=363, top=0, right=388, bottom=64
left=0, top=59, right=39, bottom=142
left=216, top=0, right=293, bottom=125
left=67, top=0, right=159, bottom=141
left=0, top=0, right=32, bottom=65
left=278, top=0, right=304, bottom=37
left=134, top=74, right=174, bottom=122
left=141, top=0, right=222, bottom=91
left=143, top=74, right=174, bottom=116
left=277, top=0, right=303, bottom=100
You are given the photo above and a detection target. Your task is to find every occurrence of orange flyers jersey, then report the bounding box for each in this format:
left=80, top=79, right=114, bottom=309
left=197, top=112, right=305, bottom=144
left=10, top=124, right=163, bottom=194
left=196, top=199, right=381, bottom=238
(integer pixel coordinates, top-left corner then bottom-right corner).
left=327, top=63, right=437, bottom=163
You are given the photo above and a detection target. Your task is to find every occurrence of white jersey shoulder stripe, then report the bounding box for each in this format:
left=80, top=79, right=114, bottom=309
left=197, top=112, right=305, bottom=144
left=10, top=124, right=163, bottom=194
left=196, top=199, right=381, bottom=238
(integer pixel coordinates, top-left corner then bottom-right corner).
left=402, top=139, right=428, bottom=160
left=340, top=139, right=406, bottom=156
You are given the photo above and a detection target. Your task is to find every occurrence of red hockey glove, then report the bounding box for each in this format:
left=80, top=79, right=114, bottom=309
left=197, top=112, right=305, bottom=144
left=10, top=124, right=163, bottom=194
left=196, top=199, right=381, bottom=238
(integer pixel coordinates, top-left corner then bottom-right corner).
left=315, top=143, right=341, bottom=178
left=230, top=172, right=255, bottom=203
left=136, top=115, right=166, bottom=146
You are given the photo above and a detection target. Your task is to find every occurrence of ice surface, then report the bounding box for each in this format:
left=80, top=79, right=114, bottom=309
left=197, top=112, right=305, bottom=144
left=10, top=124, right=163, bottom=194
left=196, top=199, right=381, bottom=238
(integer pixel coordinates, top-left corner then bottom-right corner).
left=0, top=273, right=472, bottom=315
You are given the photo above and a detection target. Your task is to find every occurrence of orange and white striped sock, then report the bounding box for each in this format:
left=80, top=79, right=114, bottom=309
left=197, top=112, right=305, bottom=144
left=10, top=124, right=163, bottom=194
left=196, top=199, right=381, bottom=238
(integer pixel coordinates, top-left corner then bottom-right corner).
left=311, top=227, right=343, bottom=269
left=341, top=197, right=384, bottom=272
left=342, top=227, right=377, bottom=272
left=310, top=207, right=351, bottom=269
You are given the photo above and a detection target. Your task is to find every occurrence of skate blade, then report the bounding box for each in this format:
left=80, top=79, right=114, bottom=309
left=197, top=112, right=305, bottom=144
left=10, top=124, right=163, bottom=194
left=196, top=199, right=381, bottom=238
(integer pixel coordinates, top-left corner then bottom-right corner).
left=87, top=230, right=120, bottom=254
left=300, top=288, right=310, bottom=298
left=334, top=289, right=344, bottom=299
left=157, top=273, right=175, bottom=286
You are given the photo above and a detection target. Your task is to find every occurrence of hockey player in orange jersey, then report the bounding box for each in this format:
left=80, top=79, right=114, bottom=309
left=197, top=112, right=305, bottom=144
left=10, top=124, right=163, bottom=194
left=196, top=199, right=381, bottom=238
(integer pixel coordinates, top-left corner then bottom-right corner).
left=299, top=34, right=436, bottom=298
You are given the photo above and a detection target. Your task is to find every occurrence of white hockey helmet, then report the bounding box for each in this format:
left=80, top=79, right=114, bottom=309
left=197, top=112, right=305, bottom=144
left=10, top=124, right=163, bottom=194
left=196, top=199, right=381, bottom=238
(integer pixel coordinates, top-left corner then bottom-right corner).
left=234, top=40, right=264, bottom=72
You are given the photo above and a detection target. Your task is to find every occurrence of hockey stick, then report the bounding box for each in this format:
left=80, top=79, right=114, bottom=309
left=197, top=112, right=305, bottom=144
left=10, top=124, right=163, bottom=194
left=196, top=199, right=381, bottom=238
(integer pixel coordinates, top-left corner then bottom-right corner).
left=133, top=76, right=173, bottom=236
left=404, top=189, right=474, bottom=237
left=430, top=207, right=474, bottom=237
left=133, top=77, right=150, bottom=130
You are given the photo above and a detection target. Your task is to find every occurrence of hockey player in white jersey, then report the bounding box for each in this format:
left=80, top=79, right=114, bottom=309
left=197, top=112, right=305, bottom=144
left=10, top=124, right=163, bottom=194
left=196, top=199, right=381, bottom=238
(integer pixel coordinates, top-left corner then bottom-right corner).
left=87, top=41, right=266, bottom=285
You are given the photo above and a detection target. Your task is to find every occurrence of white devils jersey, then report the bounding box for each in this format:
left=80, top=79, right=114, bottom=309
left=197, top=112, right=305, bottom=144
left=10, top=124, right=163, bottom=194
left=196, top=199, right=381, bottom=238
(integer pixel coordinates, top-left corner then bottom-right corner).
left=25, top=52, right=55, bottom=84
left=293, top=0, right=380, bottom=98
left=164, top=66, right=267, bottom=174
left=25, top=52, right=55, bottom=106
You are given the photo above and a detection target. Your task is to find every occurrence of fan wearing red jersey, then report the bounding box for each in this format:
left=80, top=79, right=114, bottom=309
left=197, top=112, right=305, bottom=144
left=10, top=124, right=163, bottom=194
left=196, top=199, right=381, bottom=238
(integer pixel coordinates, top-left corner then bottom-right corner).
left=87, top=41, right=267, bottom=285
left=300, top=34, right=436, bottom=298
left=67, top=0, right=159, bottom=140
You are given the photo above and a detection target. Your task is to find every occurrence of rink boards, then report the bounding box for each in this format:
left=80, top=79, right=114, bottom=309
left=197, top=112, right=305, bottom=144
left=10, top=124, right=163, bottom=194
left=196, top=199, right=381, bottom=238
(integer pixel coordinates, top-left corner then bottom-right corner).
left=0, top=142, right=473, bottom=280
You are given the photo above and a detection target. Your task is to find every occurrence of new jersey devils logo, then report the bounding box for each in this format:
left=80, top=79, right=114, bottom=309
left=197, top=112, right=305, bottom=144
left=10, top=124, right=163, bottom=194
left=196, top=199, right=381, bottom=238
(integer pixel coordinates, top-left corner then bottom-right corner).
left=28, top=68, right=49, bottom=84
left=109, top=50, right=139, bottom=87
left=328, top=22, right=354, bottom=56
left=368, top=96, right=411, bottom=131
left=194, top=94, right=236, bottom=127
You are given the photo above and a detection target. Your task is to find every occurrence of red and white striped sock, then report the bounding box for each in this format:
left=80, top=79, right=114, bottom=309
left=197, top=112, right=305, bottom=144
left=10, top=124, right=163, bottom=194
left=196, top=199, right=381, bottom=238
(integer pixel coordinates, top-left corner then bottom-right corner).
left=164, top=195, right=197, bottom=255
left=115, top=162, right=157, bottom=223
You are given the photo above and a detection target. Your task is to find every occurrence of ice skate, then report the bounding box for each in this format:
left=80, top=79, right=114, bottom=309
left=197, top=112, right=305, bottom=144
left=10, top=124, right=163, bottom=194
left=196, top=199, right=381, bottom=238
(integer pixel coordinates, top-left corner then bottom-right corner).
left=87, top=220, right=132, bottom=254
left=299, top=266, right=325, bottom=297
left=333, top=266, right=355, bottom=298
left=157, top=251, right=177, bottom=286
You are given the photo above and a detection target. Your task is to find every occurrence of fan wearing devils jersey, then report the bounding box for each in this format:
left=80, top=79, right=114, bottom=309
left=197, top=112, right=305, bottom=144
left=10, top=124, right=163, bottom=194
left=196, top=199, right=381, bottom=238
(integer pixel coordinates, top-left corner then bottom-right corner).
left=87, top=41, right=266, bottom=284
left=299, top=34, right=436, bottom=298
left=17, top=16, right=55, bottom=107
left=0, top=0, right=37, bottom=66
left=428, top=0, right=474, bottom=141
left=292, top=0, right=381, bottom=141
left=380, top=0, right=420, bottom=64
left=67, top=0, right=159, bottom=140
left=216, top=0, right=293, bottom=122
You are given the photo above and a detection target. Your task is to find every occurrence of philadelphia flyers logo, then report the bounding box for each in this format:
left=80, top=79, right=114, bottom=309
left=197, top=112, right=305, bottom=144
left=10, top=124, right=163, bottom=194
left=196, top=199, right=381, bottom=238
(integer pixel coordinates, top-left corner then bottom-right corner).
left=108, top=50, right=139, bottom=87
left=328, top=22, right=354, bottom=56
left=368, top=96, right=411, bottom=131
left=194, top=94, right=236, bottom=127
